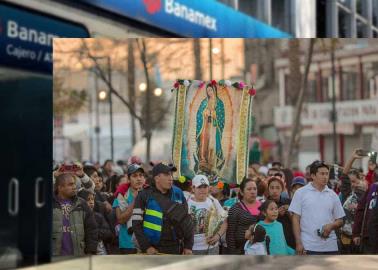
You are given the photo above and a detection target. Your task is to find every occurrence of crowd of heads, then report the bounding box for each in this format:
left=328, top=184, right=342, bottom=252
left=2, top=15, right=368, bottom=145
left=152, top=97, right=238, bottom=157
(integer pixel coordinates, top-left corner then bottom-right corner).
left=52, top=148, right=378, bottom=255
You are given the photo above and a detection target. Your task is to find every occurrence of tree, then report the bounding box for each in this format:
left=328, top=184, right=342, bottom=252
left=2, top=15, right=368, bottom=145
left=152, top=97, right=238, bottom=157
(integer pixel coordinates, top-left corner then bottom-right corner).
left=79, top=39, right=174, bottom=161
left=287, top=39, right=302, bottom=106
left=127, top=39, right=137, bottom=146
left=193, top=39, right=202, bottom=80
left=285, top=39, right=315, bottom=168
left=53, top=75, right=87, bottom=117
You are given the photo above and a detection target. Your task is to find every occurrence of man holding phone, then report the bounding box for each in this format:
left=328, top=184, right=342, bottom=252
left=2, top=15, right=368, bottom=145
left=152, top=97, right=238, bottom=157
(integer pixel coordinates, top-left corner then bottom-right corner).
left=289, top=161, right=345, bottom=255
left=54, top=162, right=95, bottom=194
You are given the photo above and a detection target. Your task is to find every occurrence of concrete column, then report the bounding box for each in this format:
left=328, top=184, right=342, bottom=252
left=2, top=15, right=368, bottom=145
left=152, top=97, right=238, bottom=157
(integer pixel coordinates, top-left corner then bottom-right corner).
left=362, top=0, right=373, bottom=37
left=259, top=0, right=271, bottom=25
left=326, top=0, right=339, bottom=37
left=349, top=0, right=357, bottom=37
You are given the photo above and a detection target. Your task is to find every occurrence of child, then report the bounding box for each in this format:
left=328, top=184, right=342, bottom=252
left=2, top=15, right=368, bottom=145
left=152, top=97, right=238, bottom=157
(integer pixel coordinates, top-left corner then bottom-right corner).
left=258, top=200, right=295, bottom=255
left=78, top=189, right=113, bottom=255
left=244, top=223, right=270, bottom=255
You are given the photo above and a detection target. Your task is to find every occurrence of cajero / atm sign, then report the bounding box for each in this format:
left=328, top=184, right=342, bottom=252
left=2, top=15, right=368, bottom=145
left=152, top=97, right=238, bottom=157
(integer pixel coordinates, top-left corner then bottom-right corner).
left=78, top=0, right=290, bottom=38
left=0, top=3, right=89, bottom=74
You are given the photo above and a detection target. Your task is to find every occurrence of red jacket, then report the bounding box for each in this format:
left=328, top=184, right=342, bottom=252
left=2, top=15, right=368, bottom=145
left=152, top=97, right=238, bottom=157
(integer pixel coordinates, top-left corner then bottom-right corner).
left=366, top=169, right=375, bottom=187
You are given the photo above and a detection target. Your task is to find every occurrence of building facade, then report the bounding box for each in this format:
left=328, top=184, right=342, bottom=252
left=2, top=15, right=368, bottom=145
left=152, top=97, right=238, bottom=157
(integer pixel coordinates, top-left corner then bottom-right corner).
left=317, top=0, right=378, bottom=37
left=219, top=0, right=317, bottom=37
left=274, top=41, right=378, bottom=170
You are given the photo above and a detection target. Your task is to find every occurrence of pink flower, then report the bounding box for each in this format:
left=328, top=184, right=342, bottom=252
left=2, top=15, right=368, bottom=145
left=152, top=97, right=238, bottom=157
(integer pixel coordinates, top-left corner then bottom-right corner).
left=239, top=82, right=246, bottom=89
left=199, top=81, right=205, bottom=89
left=248, top=88, right=257, bottom=96
left=174, top=82, right=180, bottom=88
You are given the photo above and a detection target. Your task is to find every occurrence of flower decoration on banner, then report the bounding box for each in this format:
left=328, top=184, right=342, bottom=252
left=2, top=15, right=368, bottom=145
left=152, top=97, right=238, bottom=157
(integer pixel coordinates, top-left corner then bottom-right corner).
left=178, top=175, right=186, bottom=183
left=232, top=81, right=245, bottom=90
left=248, top=87, right=257, bottom=96
left=171, top=79, right=192, bottom=92
left=217, top=181, right=224, bottom=190
left=171, top=80, right=256, bottom=96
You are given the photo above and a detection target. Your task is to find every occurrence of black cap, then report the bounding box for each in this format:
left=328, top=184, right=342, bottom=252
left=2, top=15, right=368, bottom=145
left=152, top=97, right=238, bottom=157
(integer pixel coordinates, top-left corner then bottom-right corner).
left=152, top=162, right=177, bottom=177
left=127, top=164, right=145, bottom=176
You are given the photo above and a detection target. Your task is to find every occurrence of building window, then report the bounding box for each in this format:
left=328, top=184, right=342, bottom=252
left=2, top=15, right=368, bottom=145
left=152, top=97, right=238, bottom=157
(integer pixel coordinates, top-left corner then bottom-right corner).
left=365, top=62, right=378, bottom=98
left=321, top=69, right=332, bottom=102
left=341, top=65, right=358, bottom=100
left=238, top=0, right=259, bottom=20
left=271, top=0, right=292, bottom=34
left=306, top=77, right=317, bottom=103
left=321, top=0, right=377, bottom=37
left=338, top=9, right=350, bottom=37
left=217, top=0, right=237, bottom=9
left=374, top=0, right=378, bottom=26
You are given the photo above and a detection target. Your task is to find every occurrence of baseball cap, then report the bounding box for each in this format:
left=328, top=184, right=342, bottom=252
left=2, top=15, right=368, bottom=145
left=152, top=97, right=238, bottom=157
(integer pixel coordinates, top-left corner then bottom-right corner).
left=128, top=156, right=142, bottom=165
left=127, top=163, right=145, bottom=176
left=291, top=176, right=306, bottom=187
left=152, top=162, right=177, bottom=177
left=192, top=175, right=210, bottom=187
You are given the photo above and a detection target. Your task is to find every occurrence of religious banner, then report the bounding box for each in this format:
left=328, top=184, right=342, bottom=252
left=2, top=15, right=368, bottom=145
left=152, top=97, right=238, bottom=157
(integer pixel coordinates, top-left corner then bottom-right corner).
left=171, top=79, right=256, bottom=184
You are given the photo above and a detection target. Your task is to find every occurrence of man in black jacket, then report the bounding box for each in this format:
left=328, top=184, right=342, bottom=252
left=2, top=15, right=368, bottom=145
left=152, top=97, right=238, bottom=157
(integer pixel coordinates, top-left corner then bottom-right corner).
left=52, top=173, right=98, bottom=256
left=132, top=163, right=193, bottom=255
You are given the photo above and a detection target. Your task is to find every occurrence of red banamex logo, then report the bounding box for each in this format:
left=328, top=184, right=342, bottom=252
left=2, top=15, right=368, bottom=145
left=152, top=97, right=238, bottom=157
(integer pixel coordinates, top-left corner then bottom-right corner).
left=143, top=0, right=162, bottom=14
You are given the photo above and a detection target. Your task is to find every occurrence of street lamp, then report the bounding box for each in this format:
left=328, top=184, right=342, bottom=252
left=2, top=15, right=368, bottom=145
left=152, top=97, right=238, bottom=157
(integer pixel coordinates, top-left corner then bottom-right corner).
left=98, top=90, right=107, bottom=100
left=93, top=56, right=114, bottom=161
left=212, top=47, right=220, bottom=54
left=139, top=82, right=147, bottom=92
left=154, top=88, right=162, bottom=96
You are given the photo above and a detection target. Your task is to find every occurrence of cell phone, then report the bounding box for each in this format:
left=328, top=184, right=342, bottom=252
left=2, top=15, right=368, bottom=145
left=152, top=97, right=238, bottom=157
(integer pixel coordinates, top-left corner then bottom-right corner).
left=356, top=149, right=370, bottom=156
left=369, top=151, right=377, bottom=164
left=59, top=164, right=80, bottom=172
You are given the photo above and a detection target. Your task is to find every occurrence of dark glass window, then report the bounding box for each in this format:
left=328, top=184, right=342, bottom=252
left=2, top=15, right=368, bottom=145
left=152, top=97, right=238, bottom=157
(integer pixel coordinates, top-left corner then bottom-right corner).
left=338, top=9, right=350, bottom=37
left=317, top=0, right=327, bottom=37
left=238, top=0, right=259, bottom=19
left=271, top=0, right=292, bottom=34
left=217, top=0, right=237, bottom=9
left=373, top=0, right=378, bottom=27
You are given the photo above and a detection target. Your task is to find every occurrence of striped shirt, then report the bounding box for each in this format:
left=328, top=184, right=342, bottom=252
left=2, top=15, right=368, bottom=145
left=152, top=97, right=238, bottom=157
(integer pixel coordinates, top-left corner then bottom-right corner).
left=226, top=202, right=260, bottom=254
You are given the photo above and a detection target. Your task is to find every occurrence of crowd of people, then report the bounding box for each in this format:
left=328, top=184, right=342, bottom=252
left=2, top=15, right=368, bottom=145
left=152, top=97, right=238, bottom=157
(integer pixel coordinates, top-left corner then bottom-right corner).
left=52, top=149, right=378, bottom=256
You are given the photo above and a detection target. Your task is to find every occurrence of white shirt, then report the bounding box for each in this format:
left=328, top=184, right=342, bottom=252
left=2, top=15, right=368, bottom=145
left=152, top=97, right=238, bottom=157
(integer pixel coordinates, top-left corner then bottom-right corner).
left=288, top=183, right=345, bottom=252
left=244, top=241, right=267, bottom=255
left=187, top=196, right=225, bottom=251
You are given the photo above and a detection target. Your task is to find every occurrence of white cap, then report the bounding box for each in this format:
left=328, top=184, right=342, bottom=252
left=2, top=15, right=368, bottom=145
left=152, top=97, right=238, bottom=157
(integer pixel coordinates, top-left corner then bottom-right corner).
left=258, top=166, right=269, bottom=176
left=192, top=175, right=210, bottom=187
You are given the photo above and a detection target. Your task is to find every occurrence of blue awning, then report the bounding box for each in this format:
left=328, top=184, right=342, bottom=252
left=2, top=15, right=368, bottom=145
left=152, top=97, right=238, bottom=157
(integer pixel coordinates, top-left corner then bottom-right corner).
left=78, top=0, right=291, bottom=38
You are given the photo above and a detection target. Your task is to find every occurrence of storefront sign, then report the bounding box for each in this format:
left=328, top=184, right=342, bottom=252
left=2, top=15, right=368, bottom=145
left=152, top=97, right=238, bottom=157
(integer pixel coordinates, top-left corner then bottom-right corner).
left=78, top=0, right=291, bottom=37
left=0, top=3, right=89, bottom=74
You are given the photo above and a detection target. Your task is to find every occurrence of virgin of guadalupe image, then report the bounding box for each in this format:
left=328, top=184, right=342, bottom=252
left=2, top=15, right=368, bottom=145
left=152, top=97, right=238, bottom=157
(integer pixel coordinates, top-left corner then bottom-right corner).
left=194, top=84, right=225, bottom=175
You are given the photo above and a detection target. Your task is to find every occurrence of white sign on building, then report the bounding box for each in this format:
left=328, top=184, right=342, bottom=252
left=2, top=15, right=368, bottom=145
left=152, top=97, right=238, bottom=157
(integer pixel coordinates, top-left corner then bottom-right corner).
left=275, top=99, right=378, bottom=129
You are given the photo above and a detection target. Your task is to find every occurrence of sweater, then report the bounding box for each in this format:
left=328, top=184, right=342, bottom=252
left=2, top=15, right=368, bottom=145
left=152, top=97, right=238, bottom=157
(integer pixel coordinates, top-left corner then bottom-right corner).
left=226, top=202, right=260, bottom=254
